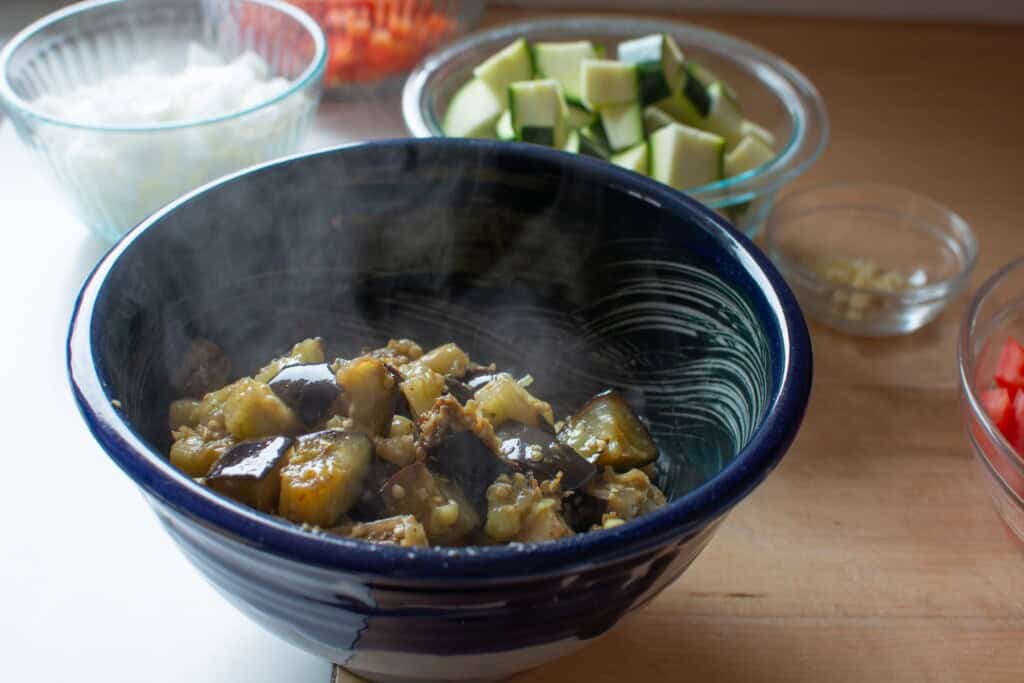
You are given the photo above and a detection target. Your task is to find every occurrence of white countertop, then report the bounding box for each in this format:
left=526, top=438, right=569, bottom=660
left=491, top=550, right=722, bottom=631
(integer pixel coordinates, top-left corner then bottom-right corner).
left=0, top=95, right=407, bottom=682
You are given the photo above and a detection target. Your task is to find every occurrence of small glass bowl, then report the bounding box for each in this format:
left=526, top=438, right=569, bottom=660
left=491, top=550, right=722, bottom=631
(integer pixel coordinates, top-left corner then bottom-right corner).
left=763, top=183, right=977, bottom=336
left=287, top=0, right=486, bottom=98
left=401, top=16, right=829, bottom=236
left=959, top=257, right=1024, bottom=547
left=0, top=0, right=326, bottom=243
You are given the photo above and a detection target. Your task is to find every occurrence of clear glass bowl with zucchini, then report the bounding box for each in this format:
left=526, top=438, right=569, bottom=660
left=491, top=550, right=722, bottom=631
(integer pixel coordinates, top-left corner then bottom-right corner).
left=402, top=16, right=828, bottom=236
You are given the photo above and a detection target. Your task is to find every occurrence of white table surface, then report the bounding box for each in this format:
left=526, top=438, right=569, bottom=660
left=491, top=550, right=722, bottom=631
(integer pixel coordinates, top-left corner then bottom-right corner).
left=0, top=94, right=407, bottom=682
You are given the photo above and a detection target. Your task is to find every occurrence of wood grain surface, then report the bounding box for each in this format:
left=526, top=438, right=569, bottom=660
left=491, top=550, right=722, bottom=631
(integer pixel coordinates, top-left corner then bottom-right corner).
left=340, top=8, right=1024, bottom=682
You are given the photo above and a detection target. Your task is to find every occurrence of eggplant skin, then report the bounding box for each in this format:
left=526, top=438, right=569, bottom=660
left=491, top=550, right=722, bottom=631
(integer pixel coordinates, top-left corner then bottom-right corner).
left=429, top=430, right=513, bottom=512
left=556, top=390, right=659, bottom=471
left=268, top=363, right=341, bottom=426
left=206, top=436, right=294, bottom=512
left=496, top=422, right=595, bottom=491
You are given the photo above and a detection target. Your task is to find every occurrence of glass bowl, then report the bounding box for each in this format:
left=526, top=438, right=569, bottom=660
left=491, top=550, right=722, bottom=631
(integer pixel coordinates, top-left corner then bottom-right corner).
left=401, top=15, right=829, bottom=236
left=763, top=183, right=977, bottom=336
left=960, top=257, right=1024, bottom=547
left=0, top=0, right=326, bottom=243
left=287, top=0, right=486, bottom=98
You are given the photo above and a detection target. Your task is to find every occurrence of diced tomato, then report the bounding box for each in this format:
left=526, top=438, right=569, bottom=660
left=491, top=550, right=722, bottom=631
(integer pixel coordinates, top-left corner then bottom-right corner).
left=995, top=337, right=1024, bottom=397
left=981, top=387, right=1017, bottom=444
left=1013, top=391, right=1024, bottom=453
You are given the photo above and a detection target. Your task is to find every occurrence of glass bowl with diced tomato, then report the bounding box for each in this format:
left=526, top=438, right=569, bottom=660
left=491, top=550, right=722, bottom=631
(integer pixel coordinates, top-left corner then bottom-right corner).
left=286, top=0, right=485, bottom=95
left=960, top=257, right=1024, bottom=545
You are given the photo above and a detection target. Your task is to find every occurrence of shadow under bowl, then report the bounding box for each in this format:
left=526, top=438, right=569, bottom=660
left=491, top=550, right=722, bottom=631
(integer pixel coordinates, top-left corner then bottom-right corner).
left=68, top=139, right=811, bottom=682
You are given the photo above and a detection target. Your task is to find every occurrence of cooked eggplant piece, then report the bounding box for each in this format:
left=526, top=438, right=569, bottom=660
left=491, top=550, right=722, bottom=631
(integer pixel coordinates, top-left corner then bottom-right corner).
left=401, top=342, right=470, bottom=378
left=584, top=466, right=666, bottom=522
left=496, top=422, right=596, bottom=491
left=254, top=338, right=326, bottom=383
left=349, top=458, right=398, bottom=521
left=398, top=366, right=446, bottom=418
left=268, top=362, right=341, bottom=426
left=561, top=492, right=608, bottom=533
left=279, top=430, right=372, bottom=527
left=334, top=356, right=398, bottom=436
left=206, top=436, right=293, bottom=512
left=171, top=338, right=231, bottom=399
left=337, top=515, right=430, bottom=547
left=169, top=426, right=236, bottom=477
left=443, top=376, right=475, bottom=404
left=429, top=430, right=513, bottom=511
left=222, top=378, right=302, bottom=440
left=483, top=473, right=572, bottom=543
left=381, top=462, right=479, bottom=546
left=556, top=390, right=658, bottom=471
left=471, top=373, right=554, bottom=429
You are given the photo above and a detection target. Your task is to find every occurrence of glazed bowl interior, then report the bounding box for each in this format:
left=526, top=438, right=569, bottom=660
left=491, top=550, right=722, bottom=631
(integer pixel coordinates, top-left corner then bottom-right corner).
left=70, top=139, right=810, bottom=578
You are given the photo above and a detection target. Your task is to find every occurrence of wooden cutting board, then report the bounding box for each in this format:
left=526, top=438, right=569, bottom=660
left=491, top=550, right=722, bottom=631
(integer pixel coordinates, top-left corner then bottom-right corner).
left=338, top=7, right=1024, bottom=681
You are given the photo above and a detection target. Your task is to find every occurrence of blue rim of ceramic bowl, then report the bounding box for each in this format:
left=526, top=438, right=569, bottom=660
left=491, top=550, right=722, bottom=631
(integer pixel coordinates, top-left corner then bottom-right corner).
left=68, top=138, right=812, bottom=581
left=0, top=0, right=327, bottom=133
left=402, top=16, right=829, bottom=205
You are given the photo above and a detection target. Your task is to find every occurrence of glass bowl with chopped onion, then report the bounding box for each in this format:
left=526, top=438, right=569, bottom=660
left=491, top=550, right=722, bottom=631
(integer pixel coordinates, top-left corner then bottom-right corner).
left=763, top=182, right=977, bottom=336
left=0, top=0, right=326, bottom=243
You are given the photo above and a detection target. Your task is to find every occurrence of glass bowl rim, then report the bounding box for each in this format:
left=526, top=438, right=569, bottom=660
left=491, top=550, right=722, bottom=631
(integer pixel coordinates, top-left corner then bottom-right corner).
left=959, top=256, right=1024, bottom=494
left=763, top=181, right=978, bottom=303
left=401, top=15, right=830, bottom=203
left=0, top=0, right=327, bottom=133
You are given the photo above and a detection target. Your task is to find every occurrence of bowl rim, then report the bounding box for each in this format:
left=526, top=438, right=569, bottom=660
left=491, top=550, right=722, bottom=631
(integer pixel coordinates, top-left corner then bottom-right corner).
left=0, top=0, right=327, bottom=133
left=958, top=256, right=1024, bottom=495
left=68, top=138, right=812, bottom=581
left=401, top=15, right=830, bottom=206
left=764, top=182, right=978, bottom=304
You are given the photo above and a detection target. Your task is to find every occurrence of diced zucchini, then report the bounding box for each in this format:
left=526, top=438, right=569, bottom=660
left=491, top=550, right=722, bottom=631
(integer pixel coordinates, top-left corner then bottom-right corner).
left=566, top=104, right=597, bottom=130
left=642, top=106, right=675, bottom=134
left=472, top=38, right=533, bottom=105
left=724, top=135, right=776, bottom=177
left=563, top=129, right=581, bottom=153
left=206, top=436, right=292, bottom=512
left=599, top=101, right=644, bottom=152
left=578, top=123, right=611, bottom=159
left=442, top=78, right=503, bottom=138
left=496, top=109, right=514, bottom=140
left=616, top=33, right=685, bottom=106
left=509, top=79, right=568, bottom=147
left=580, top=59, right=639, bottom=109
left=610, top=141, right=650, bottom=175
left=531, top=40, right=599, bottom=104
left=702, top=82, right=744, bottom=146
left=649, top=122, right=725, bottom=190
left=739, top=119, right=776, bottom=148
left=688, top=61, right=738, bottom=102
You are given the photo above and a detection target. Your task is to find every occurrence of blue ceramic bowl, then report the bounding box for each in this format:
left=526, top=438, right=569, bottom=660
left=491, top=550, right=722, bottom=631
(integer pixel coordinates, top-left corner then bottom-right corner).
left=68, top=139, right=811, bottom=682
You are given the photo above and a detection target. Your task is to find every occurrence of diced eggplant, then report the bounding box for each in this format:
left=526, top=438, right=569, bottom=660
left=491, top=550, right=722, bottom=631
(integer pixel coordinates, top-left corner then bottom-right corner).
left=496, top=422, right=596, bottom=491
left=222, top=378, right=301, bottom=440
left=471, top=373, right=554, bottom=429
left=561, top=491, right=608, bottom=533
left=381, top=462, right=479, bottom=546
left=429, top=430, right=513, bottom=512
left=337, top=515, right=430, bottom=547
left=206, top=436, right=293, bottom=512
left=171, top=338, right=231, bottom=399
left=398, top=366, right=446, bottom=418
left=556, top=390, right=658, bottom=471
left=348, top=457, right=398, bottom=521
left=402, top=342, right=470, bottom=378
left=169, top=427, right=236, bottom=477
left=279, top=430, right=372, bottom=527
left=335, top=356, right=398, bottom=436
left=268, top=362, right=341, bottom=426
left=443, top=376, right=475, bottom=404
left=254, top=338, right=326, bottom=383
